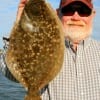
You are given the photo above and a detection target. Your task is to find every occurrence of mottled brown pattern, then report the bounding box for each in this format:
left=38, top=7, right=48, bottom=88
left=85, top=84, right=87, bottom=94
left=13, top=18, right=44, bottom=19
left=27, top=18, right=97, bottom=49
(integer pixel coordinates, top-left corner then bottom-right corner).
left=5, top=0, right=64, bottom=99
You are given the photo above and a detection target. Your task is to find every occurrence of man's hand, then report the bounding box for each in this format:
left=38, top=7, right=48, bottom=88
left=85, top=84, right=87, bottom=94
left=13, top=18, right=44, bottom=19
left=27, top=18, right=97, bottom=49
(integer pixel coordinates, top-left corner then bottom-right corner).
left=16, top=0, right=27, bottom=22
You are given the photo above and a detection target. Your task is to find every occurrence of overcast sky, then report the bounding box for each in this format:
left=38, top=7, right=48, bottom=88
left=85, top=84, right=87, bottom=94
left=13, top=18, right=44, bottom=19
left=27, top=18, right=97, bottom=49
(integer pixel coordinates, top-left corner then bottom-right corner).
left=0, top=0, right=100, bottom=49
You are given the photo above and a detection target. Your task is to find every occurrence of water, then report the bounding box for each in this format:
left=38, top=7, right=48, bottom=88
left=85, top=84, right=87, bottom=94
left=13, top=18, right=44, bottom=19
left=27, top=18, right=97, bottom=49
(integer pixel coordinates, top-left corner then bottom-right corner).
left=0, top=73, right=26, bottom=100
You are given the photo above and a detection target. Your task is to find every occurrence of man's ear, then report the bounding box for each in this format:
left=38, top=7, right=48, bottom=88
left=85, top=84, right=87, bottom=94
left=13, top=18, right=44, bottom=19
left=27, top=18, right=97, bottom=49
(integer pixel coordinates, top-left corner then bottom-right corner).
left=56, top=8, right=60, bottom=16
left=93, top=10, right=96, bottom=16
left=56, top=8, right=62, bottom=19
left=91, top=9, right=96, bottom=19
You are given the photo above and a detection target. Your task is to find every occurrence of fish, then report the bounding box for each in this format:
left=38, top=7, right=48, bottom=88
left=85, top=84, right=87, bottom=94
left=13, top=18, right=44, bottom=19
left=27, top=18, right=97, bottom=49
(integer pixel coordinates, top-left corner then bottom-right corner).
left=5, top=0, right=65, bottom=100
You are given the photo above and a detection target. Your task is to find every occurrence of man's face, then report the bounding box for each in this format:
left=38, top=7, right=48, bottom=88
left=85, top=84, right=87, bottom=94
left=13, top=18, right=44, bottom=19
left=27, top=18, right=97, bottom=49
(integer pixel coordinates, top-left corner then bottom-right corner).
left=60, top=2, right=95, bottom=43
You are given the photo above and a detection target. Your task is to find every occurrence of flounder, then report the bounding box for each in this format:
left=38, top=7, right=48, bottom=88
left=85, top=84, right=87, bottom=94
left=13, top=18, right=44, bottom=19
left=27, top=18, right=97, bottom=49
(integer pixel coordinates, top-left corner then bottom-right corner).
left=5, top=0, right=64, bottom=100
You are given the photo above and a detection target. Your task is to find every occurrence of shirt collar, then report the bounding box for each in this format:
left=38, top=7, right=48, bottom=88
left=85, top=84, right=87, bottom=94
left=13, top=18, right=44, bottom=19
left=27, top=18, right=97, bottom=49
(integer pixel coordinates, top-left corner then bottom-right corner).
left=65, top=37, right=91, bottom=49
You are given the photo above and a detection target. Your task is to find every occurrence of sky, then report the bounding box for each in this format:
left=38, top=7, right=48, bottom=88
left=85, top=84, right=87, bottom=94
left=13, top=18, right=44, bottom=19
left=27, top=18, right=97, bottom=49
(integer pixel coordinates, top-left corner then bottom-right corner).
left=0, top=0, right=100, bottom=49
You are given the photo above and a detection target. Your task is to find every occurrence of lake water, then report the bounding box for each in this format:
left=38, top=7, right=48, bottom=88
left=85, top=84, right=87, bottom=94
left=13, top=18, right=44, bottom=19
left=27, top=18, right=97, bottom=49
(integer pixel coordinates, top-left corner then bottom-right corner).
left=0, top=73, right=26, bottom=100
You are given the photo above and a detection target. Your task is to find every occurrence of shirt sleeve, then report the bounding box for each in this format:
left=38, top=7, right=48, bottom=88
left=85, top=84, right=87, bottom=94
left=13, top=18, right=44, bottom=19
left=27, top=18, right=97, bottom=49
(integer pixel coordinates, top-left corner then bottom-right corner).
left=0, top=51, right=19, bottom=82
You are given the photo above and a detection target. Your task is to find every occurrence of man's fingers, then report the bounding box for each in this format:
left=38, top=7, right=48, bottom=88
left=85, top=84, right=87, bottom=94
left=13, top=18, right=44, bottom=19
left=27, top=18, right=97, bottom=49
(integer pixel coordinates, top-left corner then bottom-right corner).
left=16, top=0, right=27, bottom=22
left=19, top=0, right=27, bottom=7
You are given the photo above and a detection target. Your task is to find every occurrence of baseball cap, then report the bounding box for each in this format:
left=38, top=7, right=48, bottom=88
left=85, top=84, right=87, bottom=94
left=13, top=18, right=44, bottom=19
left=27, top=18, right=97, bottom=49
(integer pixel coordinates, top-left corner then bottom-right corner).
left=60, top=0, right=93, bottom=9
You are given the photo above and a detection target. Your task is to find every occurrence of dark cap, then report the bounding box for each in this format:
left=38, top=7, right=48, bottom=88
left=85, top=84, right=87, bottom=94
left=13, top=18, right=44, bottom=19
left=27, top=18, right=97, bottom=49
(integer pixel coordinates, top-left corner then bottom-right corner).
left=60, top=0, right=93, bottom=9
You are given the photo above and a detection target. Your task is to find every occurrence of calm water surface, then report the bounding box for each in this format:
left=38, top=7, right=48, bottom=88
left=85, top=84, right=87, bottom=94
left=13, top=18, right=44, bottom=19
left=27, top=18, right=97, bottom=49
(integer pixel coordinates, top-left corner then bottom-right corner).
left=0, top=73, right=26, bottom=100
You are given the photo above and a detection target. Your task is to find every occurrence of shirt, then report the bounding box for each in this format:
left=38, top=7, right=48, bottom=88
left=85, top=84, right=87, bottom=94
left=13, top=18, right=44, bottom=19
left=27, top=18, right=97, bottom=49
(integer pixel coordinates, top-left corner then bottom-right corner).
left=0, top=38, right=100, bottom=100
left=41, top=38, right=100, bottom=100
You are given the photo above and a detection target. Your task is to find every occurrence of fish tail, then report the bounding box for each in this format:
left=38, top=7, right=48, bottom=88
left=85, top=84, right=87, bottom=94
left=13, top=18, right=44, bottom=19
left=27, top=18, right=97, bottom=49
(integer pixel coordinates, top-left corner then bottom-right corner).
left=25, top=91, right=41, bottom=100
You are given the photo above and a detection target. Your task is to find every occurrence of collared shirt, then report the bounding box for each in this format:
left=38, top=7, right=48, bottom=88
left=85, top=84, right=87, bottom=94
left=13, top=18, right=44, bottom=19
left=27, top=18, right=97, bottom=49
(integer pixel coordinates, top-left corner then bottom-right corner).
left=0, top=38, right=100, bottom=100
left=41, top=38, right=100, bottom=100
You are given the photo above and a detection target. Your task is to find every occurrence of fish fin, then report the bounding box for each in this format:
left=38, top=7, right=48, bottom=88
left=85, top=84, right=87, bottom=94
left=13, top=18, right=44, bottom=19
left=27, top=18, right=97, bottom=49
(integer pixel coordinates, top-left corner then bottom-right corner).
left=25, top=94, right=41, bottom=100
left=25, top=89, right=41, bottom=100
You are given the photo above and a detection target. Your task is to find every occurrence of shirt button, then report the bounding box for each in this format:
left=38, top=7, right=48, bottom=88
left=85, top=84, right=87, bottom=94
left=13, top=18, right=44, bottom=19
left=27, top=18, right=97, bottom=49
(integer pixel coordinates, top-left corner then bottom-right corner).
left=79, top=72, right=82, bottom=76
left=78, top=72, right=82, bottom=76
left=81, top=92, right=84, bottom=95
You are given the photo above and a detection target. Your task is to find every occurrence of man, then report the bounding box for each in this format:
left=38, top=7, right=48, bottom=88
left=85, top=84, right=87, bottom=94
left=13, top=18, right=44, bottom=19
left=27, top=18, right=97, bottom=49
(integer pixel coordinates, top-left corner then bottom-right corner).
left=0, top=0, right=100, bottom=100
left=41, top=1, right=100, bottom=100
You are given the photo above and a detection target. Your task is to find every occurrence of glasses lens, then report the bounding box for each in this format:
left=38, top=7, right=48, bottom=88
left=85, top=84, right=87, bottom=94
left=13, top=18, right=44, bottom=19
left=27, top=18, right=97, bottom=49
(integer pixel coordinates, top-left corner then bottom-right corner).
left=61, top=4, right=92, bottom=17
left=79, top=6, right=92, bottom=17
left=61, top=6, right=74, bottom=16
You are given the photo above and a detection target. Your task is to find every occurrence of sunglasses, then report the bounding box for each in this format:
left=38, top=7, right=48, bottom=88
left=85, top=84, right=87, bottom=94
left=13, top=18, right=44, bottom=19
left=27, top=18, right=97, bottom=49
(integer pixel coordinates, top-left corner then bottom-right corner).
left=61, top=4, right=92, bottom=17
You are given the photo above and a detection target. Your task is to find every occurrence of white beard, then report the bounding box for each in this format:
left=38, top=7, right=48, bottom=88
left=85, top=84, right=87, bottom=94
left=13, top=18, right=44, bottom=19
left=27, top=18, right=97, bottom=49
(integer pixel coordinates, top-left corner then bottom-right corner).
left=64, top=25, right=92, bottom=43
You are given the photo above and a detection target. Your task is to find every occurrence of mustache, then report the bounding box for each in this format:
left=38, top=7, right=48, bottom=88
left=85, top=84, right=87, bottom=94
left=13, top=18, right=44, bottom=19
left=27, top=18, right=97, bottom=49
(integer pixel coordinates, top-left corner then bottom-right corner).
left=66, top=21, right=85, bottom=26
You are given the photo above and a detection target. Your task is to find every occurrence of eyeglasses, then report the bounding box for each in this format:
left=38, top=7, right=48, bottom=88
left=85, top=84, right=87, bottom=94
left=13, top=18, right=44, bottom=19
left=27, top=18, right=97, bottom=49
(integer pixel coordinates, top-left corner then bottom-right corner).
left=61, top=4, right=92, bottom=17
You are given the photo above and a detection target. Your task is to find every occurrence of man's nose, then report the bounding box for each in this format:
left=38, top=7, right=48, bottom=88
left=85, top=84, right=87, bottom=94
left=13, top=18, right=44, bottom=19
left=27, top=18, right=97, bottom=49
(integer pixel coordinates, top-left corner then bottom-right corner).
left=71, top=11, right=81, bottom=20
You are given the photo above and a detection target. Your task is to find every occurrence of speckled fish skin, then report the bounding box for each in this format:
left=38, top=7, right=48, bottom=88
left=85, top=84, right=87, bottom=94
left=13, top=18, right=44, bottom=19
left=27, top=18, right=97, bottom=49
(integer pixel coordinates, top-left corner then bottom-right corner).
left=5, top=0, right=64, bottom=99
